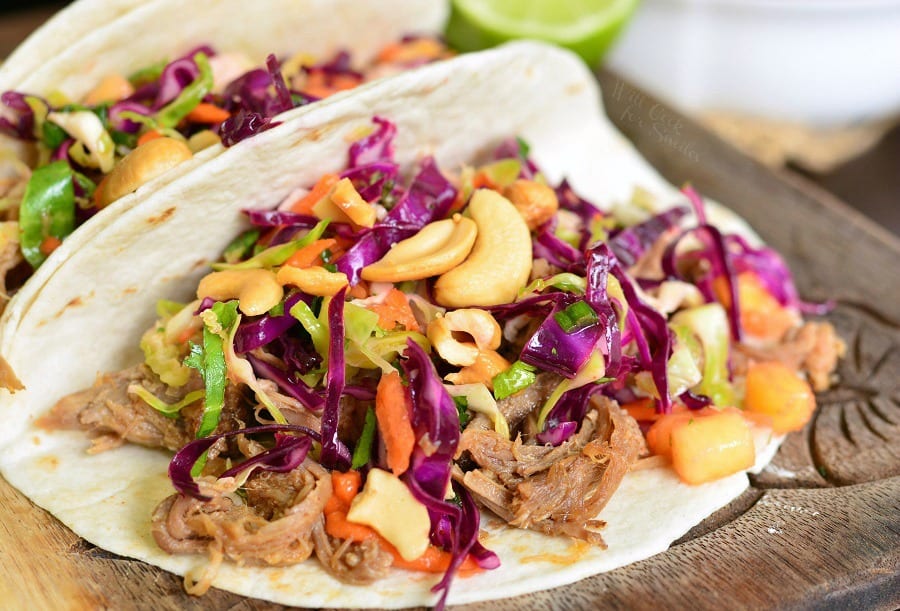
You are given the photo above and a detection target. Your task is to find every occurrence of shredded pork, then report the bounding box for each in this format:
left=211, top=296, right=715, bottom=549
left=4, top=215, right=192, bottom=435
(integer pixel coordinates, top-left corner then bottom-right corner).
left=457, top=396, right=643, bottom=545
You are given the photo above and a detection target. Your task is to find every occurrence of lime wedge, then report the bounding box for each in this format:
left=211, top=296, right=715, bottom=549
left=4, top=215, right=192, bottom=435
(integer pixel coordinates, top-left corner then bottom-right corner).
left=446, top=0, right=640, bottom=66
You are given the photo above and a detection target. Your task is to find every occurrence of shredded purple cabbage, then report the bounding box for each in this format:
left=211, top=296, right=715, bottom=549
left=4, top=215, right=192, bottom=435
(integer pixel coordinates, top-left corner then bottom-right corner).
left=169, top=424, right=319, bottom=501
left=609, top=206, right=688, bottom=269
left=247, top=353, right=324, bottom=411
left=320, top=287, right=351, bottom=470
left=0, top=91, right=36, bottom=139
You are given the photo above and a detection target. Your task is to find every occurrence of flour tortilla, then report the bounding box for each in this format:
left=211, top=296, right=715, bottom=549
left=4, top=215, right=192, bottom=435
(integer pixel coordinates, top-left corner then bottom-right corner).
left=0, top=0, right=447, bottom=363
left=0, top=41, right=781, bottom=607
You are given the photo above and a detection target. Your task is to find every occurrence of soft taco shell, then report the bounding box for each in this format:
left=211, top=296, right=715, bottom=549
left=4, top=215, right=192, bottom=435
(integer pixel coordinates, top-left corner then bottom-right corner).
left=0, top=41, right=780, bottom=607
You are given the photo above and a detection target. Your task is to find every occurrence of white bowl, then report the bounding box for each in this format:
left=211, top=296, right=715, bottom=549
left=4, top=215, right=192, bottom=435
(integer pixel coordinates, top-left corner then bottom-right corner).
left=606, top=0, right=900, bottom=126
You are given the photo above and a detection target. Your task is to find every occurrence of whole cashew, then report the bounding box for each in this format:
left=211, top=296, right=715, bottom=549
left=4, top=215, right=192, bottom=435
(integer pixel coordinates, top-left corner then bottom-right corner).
left=99, top=137, right=193, bottom=207
left=434, top=189, right=532, bottom=307
left=197, top=269, right=283, bottom=316
left=361, top=214, right=477, bottom=283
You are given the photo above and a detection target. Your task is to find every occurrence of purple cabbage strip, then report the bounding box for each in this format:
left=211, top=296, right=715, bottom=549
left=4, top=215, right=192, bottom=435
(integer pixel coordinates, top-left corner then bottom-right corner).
left=220, top=433, right=311, bottom=479
left=265, top=54, right=295, bottom=115
left=320, top=286, right=351, bottom=470
left=234, top=293, right=306, bottom=353
left=399, top=341, right=497, bottom=608
left=169, top=424, right=319, bottom=501
left=336, top=156, right=457, bottom=284
left=244, top=209, right=320, bottom=228
left=107, top=100, right=152, bottom=133
left=533, top=219, right=583, bottom=272
left=153, top=56, right=201, bottom=109
left=608, top=206, right=688, bottom=269
left=487, top=292, right=575, bottom=321
left=554, top=179, right=606, bottom=250
left=680, top=390, right=713, bottom=410
left=609, top=254, right=674, bottom=413
left=348, top=116, right=396, bottom=168
left=51, top=139, right=73, bottom=162
left=219, top=111, right=279, bottom=147
left=0, top=91, right=36, bottom=139
left=585, top=245, right=623, bottom=378
left=519, top=300, right=606, bottom=379
left=247, top=353, right=324, bottom=411
left=662, top=222, right=742, bottom=342
left=535, top=420, right=578, bottom=445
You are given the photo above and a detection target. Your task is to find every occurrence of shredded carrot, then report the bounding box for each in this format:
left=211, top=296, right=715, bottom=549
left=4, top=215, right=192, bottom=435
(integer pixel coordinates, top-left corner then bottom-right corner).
left=390, top=543, right=482, bottom=574
left=284, top=238, right=337, bottom=269
left=302, top=72, right=361, bottom=99
left=323, top=470, right=482, bottom=575
left=375, top=372, right=416, bottom=476
left=186, top=102, right=231, bottom=124
left=369, top=288, right=420, bottom=332
left=137, top=130, right=164, bottom=146
left=376, top=38, right=446, bottom=64
left=347, top=281, right=369, bottom=300
left=331, top=470, right=362, bottom=506
left=621, top=397, right=659, bottom=423
left=289, top=173, right=339, bottom=215
left=324, top=470, right=378, bottom=542
left=39, top=236, right=62, bottom=256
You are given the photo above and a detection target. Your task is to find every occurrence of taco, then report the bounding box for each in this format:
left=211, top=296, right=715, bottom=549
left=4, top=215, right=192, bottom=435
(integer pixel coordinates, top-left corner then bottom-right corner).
left=0, top=0, right=448, bottom=311
left=0, top=42, right=843, bottom=608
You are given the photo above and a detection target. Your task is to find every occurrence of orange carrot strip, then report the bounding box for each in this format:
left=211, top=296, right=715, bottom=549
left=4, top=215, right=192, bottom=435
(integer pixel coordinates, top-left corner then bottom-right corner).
left=284, top=238, right=337, bottom=269
left=471, top=171, right=497, bottom=190
left=347, top=281, right=369, bottom=300
left=289, top=173, right=339, bottom=215
left=375, top=371, right=415, bottom=476
left=369, top=288, right=420, bottom=332
left=39, top=236, right=62, bottom=256
left=137, top=130, right=164, bottom=146
left=390, top=544, right=482, bottom=574
left=325, top=509, right=377, bottom=543
left=622, top=398, right=659, bottom=423
left=331, top=470, right=362, bottom=506
left=185, top=102, right=231, bottom=124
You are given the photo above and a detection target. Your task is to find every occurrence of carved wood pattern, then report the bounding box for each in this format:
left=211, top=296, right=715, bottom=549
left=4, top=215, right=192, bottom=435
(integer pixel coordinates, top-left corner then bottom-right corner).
left=2, top=72, right=898, bottom=610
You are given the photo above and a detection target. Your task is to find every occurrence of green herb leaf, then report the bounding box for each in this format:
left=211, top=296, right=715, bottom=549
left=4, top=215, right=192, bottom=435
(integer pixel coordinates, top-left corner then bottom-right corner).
left=553, top=300, right=598, bottom=333
left=18, top=161, right=76, bottom=268
left=223, top=229, right=261, bottom=264
left=351, top=407, right=377, bottom=469
left=492, top=360, right=537, bottom=400
left=516, top=136, right=531, bottom=159
left=452, top=395, right=471, bottom=430
left=185, top=300, right=239, bottom=438
left=213, top=220, right=329, bottom=271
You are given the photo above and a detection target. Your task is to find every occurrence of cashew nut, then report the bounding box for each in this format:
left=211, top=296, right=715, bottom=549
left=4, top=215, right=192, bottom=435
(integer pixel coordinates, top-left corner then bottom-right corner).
left=330, top=178, right=376, bottom=228
left=197, top=269, right=283, bottom=316
left=277, top=265, right=349, bottom=296
left=504, top=179, right=559, bottom=230
left=187, top=129, right=221, bottom=153
left=434, top=189, right=532, bottom=307
left=99, top=137, right=192, bottom=207
left=82, top=74, right=134, bottom=106
left=444, top=349, right=511, bottom=389
left=427, top=309, right=501, bottom=366
left=361, top=214, right=477, bottom=283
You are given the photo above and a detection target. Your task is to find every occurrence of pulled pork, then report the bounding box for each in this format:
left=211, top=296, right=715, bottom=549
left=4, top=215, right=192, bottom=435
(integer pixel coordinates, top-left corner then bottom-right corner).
left=311, top=518, right=393, bottom=584
left=736, top=321, right=845, bottom=391
left=457, top=396, right=643, bottom=546
left=152, top=460, right=332, bottom=593
left=42, top=363, right=252, bottom=452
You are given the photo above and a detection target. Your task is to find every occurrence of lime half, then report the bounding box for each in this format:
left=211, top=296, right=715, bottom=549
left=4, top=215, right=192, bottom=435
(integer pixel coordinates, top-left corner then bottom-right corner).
left=446, top=0, right=640, bottom=66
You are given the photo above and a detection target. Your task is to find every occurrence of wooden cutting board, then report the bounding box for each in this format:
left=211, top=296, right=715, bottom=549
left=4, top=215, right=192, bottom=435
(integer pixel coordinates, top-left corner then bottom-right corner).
left=1, top=72, right=898, bottom=610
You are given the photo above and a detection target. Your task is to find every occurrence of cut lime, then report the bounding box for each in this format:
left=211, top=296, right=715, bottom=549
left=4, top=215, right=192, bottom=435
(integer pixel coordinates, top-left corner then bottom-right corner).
left=446, top=0, right=640, bottom=66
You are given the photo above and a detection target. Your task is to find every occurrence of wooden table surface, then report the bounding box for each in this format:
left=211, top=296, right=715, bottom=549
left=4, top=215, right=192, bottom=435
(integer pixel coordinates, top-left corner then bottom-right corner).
left=1, top=5, right=898, bottom=611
